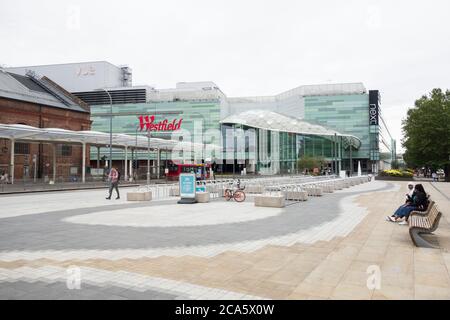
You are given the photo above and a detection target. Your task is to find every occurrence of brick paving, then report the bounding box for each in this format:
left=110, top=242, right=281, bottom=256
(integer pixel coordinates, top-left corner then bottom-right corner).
left=1, top=180, right=449, bottom=299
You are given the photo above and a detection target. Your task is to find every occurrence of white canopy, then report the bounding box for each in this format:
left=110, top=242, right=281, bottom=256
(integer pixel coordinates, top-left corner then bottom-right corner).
left=0, top=123, right=219, bottom=152
left=0, top=123, right=222, bottom=184
left=221, top=110, right=361, bottom=149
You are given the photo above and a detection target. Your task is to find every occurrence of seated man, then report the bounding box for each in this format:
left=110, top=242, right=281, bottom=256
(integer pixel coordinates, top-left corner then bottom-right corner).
left=0, top=171, right=9, bottom=184
left=405, top=182, right=415, bottom=203
left=387, top=184, right=428, bottom=225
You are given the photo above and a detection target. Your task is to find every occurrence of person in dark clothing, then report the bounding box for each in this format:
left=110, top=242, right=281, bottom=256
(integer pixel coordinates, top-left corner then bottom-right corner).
left=106, top=167, right=120, bottom=200
left=387, top=184, right=428, bottom=224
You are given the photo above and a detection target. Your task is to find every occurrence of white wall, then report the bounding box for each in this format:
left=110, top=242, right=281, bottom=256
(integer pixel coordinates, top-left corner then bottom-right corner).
left=6, top=61, right=125, bottom=92
left=225, top=96, right=304, bottom=119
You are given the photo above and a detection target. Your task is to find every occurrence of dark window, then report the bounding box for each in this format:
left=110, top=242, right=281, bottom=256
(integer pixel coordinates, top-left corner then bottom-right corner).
left=57, top=145, right=72, bottom=157
left=168, top=163, right=178, bottom=172
left=14, top=143, right=30, bottom=155
left=181, top=166, right=194, bottom=173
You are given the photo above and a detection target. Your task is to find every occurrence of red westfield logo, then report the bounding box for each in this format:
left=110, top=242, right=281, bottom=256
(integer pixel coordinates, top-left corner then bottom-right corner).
left=139, top=115, right=183, bottom=132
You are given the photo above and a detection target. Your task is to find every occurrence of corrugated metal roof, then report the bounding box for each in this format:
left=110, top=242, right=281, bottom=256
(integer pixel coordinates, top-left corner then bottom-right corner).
left=0, top=69, right=88, bottom=113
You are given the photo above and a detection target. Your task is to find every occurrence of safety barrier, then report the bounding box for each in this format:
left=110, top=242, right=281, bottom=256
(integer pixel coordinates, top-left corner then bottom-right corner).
left=142, top=175, right=371, bottom=202
left=260, top=175, right=370, bottom=204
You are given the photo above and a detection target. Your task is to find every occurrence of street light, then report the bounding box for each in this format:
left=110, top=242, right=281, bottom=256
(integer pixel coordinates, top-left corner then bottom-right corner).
left=102, top=89, right=113, bottom=170
left=147, top=130, right=151, bottom=187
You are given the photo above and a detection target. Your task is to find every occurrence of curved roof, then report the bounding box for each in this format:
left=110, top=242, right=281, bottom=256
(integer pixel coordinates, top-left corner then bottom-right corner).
left=221, top=110, right=361, bottom=149
left=0, top=123, right=221, bottom=152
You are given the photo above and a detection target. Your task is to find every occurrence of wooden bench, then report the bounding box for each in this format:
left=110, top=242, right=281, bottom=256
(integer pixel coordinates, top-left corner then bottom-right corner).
left=410, top=200, right=435, bottom=217
left=409, top=202, right=442, bottom=248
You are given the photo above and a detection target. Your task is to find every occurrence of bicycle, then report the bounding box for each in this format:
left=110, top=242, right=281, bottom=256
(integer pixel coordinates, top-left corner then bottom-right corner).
left=224, top=179, right=246, bottom=202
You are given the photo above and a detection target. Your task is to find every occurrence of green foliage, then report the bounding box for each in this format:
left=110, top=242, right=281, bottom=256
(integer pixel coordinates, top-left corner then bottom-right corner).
left=297, top=156, right=325, bottom=173
left=402, top=89, right=450, bottom=180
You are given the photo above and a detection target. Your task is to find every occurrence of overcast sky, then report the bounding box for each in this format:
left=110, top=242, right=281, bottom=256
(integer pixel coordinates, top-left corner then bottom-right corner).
left=1, top=0, right=449, bottom=152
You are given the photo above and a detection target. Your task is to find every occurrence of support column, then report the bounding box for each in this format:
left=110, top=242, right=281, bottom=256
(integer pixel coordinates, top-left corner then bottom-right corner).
left=157, top=149, right=161, bottom=179
left=332, top=135, right=336, bottom=174
left=82, top=142, right=86, bottom=183
left=97, top=146, right=100, bottom=168
left=129, top=148, right=133, bottom=182
left=10, top=139, right=15, bottom=184
left=53, top=143, right=57, bottom=183
left=124, top=146, right=128, bottom=182
left=339, top=136, right=343, bottom=176
left=349, top=140, right=353, bottom=177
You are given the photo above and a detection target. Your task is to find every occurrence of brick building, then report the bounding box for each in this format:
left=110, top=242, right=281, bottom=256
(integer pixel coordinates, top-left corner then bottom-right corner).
left=0, top=69, right=91, bottom=181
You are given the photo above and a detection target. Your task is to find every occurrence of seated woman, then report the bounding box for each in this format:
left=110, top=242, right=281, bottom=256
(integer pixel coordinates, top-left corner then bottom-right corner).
left=387, top=184, right=428, bottom=225
left=386, top=182, right=414, bottom=220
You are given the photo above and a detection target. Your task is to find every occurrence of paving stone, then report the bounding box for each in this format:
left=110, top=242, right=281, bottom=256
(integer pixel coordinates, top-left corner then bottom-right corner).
left=2, top=180, right=450, bottom=300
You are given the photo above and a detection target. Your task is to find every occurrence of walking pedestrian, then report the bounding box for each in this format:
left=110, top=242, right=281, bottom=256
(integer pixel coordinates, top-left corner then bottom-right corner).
left=432, top=172, right=437, bottom=182
left=106, top=167, right=120, bottom=200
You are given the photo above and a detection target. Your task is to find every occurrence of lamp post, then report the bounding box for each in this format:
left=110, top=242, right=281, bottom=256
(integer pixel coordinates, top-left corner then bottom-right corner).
left=147, top=130, right=151, bottom=187
left=334, top=133, right=338, bottom=176
left=349, top=138, right=353, bottom=177
left=102, top=89, right=113, bottom=171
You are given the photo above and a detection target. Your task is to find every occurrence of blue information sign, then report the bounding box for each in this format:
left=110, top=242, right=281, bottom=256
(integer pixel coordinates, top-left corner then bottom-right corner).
left=179, top=173, right=196, bottom=199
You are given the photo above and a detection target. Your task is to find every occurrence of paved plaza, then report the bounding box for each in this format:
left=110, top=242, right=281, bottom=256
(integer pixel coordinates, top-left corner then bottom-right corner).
left=0, top=180, right=450, bottom=299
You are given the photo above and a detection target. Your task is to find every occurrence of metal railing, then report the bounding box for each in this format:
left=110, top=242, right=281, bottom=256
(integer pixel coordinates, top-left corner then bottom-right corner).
left=261, top=176, right=370, bottom=202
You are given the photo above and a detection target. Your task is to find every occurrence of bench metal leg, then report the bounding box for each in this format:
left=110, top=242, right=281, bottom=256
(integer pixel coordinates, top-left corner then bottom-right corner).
left=409, top=228, right=440, bottom=249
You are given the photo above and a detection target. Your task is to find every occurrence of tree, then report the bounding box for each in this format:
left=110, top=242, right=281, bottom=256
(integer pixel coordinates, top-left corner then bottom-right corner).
left=402, top=89, right=450, bottom=181
left=297, top=156, right=325, bottom=174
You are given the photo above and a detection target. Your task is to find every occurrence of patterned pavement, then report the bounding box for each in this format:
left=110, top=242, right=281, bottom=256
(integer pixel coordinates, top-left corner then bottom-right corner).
left=1, top=179, right=450, bottom=299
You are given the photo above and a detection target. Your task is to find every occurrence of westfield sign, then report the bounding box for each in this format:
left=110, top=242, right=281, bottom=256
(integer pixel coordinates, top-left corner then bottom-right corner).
left=139, top=115, right=183, bottom=132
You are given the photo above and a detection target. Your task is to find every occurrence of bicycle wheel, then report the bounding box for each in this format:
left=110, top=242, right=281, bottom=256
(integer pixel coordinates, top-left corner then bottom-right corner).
left=234, top=190, right=246, bottom=202
left=224, top=189, right=232, bottom=201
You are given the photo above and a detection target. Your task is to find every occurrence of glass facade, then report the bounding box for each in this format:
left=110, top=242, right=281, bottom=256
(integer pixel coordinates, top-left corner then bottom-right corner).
left=90, top=100, right=221, bottom=161
left=304, top=94, right=370, bottom=159
left=303, top=93, right=396, bottom=173
left=220, top=124, right=342, bottom=175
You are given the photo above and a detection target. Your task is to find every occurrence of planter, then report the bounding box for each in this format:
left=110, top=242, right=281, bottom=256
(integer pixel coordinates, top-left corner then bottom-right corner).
left=285, top=191, right=308, bottom=201
left=254, top=195, right=285, bottom=208
left=195, top=192, right=210, bottom=203
left=375, top=176, right=413, bottom=181
left=127, top=191, right=152, bottom=201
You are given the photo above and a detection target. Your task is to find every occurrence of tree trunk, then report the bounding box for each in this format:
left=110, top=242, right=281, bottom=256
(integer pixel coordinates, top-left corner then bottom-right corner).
left=445, top=164, right=450, bottom=182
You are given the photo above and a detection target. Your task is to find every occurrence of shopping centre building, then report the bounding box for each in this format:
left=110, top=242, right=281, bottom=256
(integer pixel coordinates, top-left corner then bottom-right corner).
left=7, top=61, right=396, bottom=177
